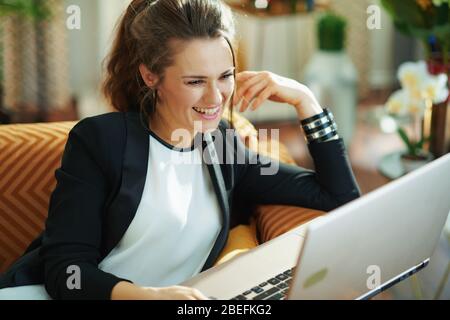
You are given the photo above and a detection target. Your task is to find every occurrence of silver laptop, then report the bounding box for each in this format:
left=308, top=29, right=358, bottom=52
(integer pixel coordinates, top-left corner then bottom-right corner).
left=182, top=153, right=450, bottom=300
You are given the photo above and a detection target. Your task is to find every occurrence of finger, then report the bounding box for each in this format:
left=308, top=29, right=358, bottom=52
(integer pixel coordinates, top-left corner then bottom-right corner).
left=249, top=85, right=273, bottom=111
left=235, top=71, right=258, bottom=82
left=234, top=73, right=265, bottom=105
left=240, top=78, right=270, bottom=112
left=192, top=289, right=210, bottom=300
left=233, top=73, right=262, bottom=106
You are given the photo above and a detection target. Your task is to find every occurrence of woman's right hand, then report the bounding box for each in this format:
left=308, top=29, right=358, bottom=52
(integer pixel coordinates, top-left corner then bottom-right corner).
left=144, top=285, right=210, bottom=300
left=111, top=281, right=209, bottom=300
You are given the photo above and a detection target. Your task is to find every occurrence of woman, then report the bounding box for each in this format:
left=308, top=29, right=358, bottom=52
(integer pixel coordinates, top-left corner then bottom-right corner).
left=0, top=0, right=360, bottom=300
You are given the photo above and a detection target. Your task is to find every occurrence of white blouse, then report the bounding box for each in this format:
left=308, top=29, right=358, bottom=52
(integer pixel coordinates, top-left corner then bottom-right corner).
left=98, top=130, right=222, bottom=287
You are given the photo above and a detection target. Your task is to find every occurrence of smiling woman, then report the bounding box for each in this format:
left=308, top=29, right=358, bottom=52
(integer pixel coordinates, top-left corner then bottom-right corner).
left=138, top=37, right=237, bottom=145
left=103, top=0, right=238, bottom=148
left=0, top=0, right=360, bottom=301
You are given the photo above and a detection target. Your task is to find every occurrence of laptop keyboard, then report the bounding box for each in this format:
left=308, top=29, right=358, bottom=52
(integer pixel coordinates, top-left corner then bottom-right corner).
left=230, top=267, right=295, bottom=300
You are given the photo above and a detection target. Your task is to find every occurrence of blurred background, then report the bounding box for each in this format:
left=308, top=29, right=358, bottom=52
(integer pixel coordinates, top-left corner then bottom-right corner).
left=0, top=0, right=449, bottom=299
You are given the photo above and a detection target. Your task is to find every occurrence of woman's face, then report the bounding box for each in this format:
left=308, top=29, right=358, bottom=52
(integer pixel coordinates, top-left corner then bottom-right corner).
left=141, top=37, right=235, bottom=137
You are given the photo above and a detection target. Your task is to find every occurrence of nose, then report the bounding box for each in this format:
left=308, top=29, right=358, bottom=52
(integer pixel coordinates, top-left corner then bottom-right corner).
left=204, top=82, right=223, bottom=107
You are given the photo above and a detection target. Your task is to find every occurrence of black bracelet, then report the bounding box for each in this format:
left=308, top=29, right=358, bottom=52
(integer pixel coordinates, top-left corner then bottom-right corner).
left=302, top=116, right=331, bottom=132
left=300, top=107, right=340, bottom=144
left=306, top=124, right=337, bottom=140
left=303, top=120, right=336, bottom=135
left=299, top=108, right=331, bottom=126
left=307, top=130, right=339, bottom=144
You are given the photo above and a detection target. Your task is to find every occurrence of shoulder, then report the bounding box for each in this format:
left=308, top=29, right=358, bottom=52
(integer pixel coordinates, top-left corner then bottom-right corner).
left=67, top=112, right=127, bottom=168
left=71, top=112, right=126, bottom=138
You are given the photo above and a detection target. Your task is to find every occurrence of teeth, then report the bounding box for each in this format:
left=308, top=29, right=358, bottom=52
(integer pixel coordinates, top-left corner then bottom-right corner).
left=193, top=106, right=220, bottom=115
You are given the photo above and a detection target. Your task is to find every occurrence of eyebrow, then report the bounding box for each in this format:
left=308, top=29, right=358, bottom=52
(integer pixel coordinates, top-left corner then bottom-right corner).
left=182, top=67, right=235, bottom=79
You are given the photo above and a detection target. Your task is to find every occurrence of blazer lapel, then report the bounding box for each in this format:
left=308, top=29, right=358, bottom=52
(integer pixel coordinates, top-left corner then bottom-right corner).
left=201, top=132, right=230, bottom=270
left=103, top=112, right=149, bottom=257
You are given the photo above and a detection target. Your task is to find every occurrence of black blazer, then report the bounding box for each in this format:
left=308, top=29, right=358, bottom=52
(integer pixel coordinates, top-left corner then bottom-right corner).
left=0, top=111, right=360, bottom=299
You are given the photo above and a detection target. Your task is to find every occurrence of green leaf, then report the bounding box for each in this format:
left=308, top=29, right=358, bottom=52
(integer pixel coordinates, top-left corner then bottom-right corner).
left=0, top=0, right=50, bottom=20
left=303, top=268, right=328, bottom=289
left=397, top=127, right=415, bottom=155
left=432, top=24, right=450, bottom=43
left=318, top=12, right=347, bottom=51
left=415, top=135, right=431, bottom=150
left=435, top=3, right=449, bottom=26
left=380, top=0, right=395, bottom=15
left=381, top=0, right=450, bottom=42
left=381, top=0, right=429, bottom=30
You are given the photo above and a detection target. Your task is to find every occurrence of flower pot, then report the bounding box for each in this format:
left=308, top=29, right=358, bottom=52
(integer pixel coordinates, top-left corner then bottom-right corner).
left=426, top=56, right=450, bottom=158
left=400, top=152, right=434, bottom=174
left=303, top=51, right=358, bottom=147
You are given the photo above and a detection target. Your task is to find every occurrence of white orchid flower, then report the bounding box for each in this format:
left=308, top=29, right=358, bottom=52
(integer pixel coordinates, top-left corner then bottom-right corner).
left=421, top=73, right=449, bottom=104
left=397, top=61, right=428, bottom=91
left=386, top=89, right=409, bottom=116
left=388, top=60, right=448, bottom=119
left=386, top=89, right=427, bottom=118
left=407, top=99, right=426, bottom=116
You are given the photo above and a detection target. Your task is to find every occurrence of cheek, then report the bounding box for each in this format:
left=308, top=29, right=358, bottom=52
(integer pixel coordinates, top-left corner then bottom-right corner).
left=172, top=88, right=201, bottom=109
left=178, top=82, right=235, bottom=109
left=219, top=82, right=235, bottom=101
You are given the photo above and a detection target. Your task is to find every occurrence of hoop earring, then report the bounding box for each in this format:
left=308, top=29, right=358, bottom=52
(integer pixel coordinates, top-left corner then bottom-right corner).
left=148, top=88, right=157, bottom=114
left=152, top=89, right=157, bottom=103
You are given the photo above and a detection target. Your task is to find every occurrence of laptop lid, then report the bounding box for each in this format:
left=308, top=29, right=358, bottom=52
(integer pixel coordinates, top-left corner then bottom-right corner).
left=288, top=153, right=450, bottom=300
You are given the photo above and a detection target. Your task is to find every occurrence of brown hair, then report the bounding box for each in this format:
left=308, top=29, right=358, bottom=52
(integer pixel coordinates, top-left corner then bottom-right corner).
left=102, top=0, right=237, bottom=127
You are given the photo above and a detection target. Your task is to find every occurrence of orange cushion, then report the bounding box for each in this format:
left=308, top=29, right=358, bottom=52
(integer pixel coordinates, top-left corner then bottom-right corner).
left=254, top=205, right=325, bottom=243
left=0, top=121, right=76, bottom=272
left=214, top=221, right=259, bottom=266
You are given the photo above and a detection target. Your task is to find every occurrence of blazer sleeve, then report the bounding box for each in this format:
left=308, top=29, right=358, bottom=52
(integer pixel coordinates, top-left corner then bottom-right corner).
left=233, top=131, right=361, bottom=212
left=39, top=118, right=131, bottom=300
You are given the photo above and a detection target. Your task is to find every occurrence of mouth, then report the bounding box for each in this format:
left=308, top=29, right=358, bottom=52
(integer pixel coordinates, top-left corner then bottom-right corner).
left=192, top=105, right=221, bottom=120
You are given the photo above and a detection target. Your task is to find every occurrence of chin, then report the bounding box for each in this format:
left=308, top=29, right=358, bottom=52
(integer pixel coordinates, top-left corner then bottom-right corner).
left=197, top=118, right=222, bottom=133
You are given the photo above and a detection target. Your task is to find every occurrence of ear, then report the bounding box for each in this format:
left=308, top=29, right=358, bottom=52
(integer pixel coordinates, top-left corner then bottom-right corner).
left=139, top=64, right=158, bottom=88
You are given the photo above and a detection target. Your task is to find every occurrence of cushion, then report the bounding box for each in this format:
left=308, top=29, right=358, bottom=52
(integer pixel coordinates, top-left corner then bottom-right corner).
left=213, top=221, right=259, bottom=266
left=254, top=205, right=325, bottom=243
left=0, top=121, right=77, bottom=273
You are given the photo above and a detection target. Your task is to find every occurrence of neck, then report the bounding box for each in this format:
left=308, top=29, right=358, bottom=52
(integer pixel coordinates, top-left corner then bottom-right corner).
left=148, top=110, right=195, bottom=149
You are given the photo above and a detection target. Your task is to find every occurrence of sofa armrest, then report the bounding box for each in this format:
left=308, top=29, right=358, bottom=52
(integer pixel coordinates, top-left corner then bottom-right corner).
left=254, top=205, right=325, bottom=243
left=214, top=205, right=325, bottom=266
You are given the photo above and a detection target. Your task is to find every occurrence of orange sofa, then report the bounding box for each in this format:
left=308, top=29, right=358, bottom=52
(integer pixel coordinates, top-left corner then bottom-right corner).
left=0, top=112, right=324, bottom=273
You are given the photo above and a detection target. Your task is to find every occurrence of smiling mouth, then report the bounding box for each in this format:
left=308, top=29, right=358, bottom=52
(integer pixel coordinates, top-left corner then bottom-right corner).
left=192, top=106, right=221, bottom=115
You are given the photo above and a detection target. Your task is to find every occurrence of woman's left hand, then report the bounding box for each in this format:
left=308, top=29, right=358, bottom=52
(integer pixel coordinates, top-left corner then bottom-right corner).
left=232, top=71, right=322, bottom=118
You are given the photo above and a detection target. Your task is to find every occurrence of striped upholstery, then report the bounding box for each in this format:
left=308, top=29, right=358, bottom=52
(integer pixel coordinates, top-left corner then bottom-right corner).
left=0, top=121, right=77, bottom=273
left=255, top=205, right=325, bottom=243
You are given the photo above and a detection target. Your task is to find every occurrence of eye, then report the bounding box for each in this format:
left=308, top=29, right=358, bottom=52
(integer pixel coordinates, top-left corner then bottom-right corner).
left=187, top=73, right=234, bottom=86
left=187, top=80, right=204, bottom=86
left=222, top=73, right=234, bottom=79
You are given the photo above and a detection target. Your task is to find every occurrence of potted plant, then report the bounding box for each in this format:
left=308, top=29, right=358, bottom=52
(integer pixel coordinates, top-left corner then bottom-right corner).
left=385, top=60, right=449, bottom=173
left=303, top=12, right=358, bottom=147
left=381, top=0, right=450, bottom=157
left=0, top=0, right=51, bottom=123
